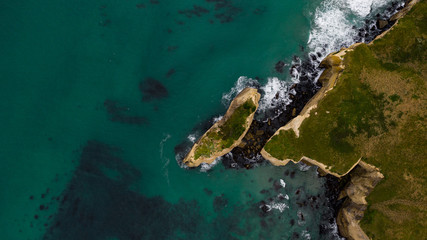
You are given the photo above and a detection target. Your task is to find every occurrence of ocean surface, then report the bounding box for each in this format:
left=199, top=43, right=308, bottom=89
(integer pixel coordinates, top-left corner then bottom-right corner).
left=0, top=0, right=400, bottom=239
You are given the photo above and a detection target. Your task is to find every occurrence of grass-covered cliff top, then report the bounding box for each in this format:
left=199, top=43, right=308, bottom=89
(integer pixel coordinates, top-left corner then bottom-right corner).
left=183, top=87, right=260, bottom=167
left=264, top=1, right=426, bottom=238
left=194, top=98, right=257, bottom=160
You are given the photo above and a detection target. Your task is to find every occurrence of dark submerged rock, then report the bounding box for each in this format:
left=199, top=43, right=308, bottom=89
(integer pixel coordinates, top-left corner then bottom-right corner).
left=203, top=188, right=213, bottom=196
left=42, top=141, right=217, bottom=240
left=275, top=60, right=286, bottom=73
left=139, top=77, right=169, bottom=101
left=213, top=194, right=229, bottom=212
left=104, top=99, right=148, bottom=125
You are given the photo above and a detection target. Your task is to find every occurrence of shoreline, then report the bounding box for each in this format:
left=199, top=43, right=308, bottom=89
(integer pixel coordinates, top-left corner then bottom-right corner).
left=218, top=0, right=407, bottom=169
left=260, top=43, right=362, bottom=177
left=262, top=0, right=420, bottom=239
left=176, top=0, right=421, bottom=238
left=261, top=0, right=419, bottom=179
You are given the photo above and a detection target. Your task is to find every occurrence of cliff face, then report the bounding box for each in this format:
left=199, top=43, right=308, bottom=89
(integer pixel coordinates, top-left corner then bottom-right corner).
left=183, top=87, right=261, bottom=167
left=260, top=46, right=362, bottom=176
left=262, top=0, right=426, bottom=238
left=337, top=161, right=384, bottom=240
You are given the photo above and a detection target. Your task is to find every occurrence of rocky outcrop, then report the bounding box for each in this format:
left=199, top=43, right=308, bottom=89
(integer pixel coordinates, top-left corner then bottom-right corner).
left=260, top=45, right=360, bottom=175
left=262, top=0, right=420, bottom=177
left=337, top=161, right=384, bottom=240
left=183, top=87, right=261, bottom=167
left=369, top=0, right=420, bottom=44
left=261, top=0, right=419, bottom=238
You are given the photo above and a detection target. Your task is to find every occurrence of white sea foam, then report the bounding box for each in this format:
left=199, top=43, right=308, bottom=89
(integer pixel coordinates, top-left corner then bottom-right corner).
left=347, top=0, right=392, bottom=16
left=308, top=0, right=396, bottom=55
left=266, top=202, right=289, bottom=213
left=279, top=179, right=286, bottom=188
left=298, top=162, right=312, bottom=172
left=200, top=153, right=228, bottom=172
left=301, top=230, right=312, bottom=240
left=278, top=193, right=290, bottom=200
left=187, top=134, right=197, bottom=143
left=175, top=152, right=189, bottom=169
left=222, top=76, right=295, bottom=118
left=308, top=1, right=357, bottom=56
left=221, top=76, right=259, bottom=106
left=212, top=115, right=223, bottom=123
left=259, top=77, right=295, bottom=115
left=218, top=0, right=398, bottom=120
left=326, top=219, right=346, bottom=239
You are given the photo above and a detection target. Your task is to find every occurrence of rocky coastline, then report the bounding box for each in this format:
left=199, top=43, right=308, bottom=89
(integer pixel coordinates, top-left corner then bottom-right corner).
left=177, top=0, right=418, bottom=239
left=336, top=161, right=384, bottom=240
left=222, top=0, right=408, bottom=169
left=264, top=0, right=419, bottom=238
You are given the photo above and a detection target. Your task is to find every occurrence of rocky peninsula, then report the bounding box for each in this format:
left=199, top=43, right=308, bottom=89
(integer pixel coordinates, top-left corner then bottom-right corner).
left=183, top=87, right=260, bottom=167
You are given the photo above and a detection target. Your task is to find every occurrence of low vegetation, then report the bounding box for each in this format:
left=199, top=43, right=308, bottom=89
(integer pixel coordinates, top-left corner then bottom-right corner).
left=194, top=99, right=257, bottom=159
left=264, top=1, right=426, bottom=238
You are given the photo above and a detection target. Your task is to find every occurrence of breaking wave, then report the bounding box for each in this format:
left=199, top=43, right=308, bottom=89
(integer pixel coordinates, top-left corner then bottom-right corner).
left=178, top=0, right=405, bottom=170
left=307, top=0, right=401, bottom=56
left=200, top=153, right=229, bottom=172
left=221, top=76, right=296, bottom=119
left=221, top=0, right=404, bottom=120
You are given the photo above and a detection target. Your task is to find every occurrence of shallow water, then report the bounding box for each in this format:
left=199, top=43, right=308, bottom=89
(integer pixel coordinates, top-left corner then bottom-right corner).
left=0, top=0, right=399, bottom=239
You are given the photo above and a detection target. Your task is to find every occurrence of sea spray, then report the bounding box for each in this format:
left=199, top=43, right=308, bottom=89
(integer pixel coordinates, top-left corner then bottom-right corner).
left=176, top=0, right=406, bottom=169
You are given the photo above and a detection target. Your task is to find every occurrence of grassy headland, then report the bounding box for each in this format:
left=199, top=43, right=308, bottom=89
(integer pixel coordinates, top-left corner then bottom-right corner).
left=264, top=1, right=426, bottom=238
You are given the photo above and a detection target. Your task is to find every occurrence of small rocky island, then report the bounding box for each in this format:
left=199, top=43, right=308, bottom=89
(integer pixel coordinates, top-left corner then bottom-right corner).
left=183, top=87, right=261, bottom=167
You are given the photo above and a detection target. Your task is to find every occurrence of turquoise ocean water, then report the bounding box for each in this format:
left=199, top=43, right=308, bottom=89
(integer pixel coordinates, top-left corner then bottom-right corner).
left=0, top=0, right=398, bottom=239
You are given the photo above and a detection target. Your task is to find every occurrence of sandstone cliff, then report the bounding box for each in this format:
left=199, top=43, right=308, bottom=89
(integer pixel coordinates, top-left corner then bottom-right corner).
left=261, top=0, right=422, bottom=238
left=337, top=161, right=384, bottom=240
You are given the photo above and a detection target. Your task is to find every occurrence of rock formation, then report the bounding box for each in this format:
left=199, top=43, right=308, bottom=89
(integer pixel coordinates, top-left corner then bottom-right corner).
left=337, top=161, right=384, bottom=240
left=183, top=87, right=260, bottom=167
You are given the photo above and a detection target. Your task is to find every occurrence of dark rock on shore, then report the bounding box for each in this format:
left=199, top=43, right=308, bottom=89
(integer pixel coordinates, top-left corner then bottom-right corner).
left=174, top=0, right=407, bottom=170
left=221, top=0, right=406, bottom=169
left=354, top=0, right=405, bottom=43
left=223, top=76, right=319, bottom=169
left=376, top=19, right=389, bottom=29
left=275, top=60, right=286, bottom=73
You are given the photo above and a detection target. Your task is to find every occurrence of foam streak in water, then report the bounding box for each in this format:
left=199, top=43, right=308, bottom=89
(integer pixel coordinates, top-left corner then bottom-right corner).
left=160, top=134, right=172, bottom=185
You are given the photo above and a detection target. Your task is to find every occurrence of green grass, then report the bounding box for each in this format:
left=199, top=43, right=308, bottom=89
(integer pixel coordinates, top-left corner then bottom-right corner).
left=264, top=44, right=389, bottom=175
left=388, top=94, right=401, bottom=102
left=194, top=99, right=257, bottom=159
left=265, top=1, right=427, bottom=238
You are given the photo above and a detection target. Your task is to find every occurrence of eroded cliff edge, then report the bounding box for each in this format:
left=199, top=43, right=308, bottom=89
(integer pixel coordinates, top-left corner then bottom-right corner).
left=262, top=0, right=426, bottom=238
left=337, top=161, right=384, bottom=240
left=183, top=87, right=261, bottom=167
